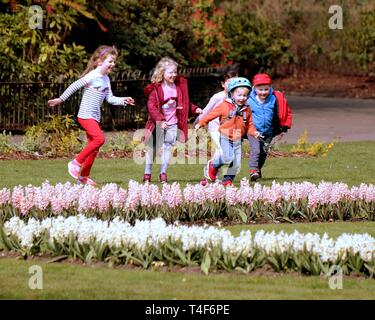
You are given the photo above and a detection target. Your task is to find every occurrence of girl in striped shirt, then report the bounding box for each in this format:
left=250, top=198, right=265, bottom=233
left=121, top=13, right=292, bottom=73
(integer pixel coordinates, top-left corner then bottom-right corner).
left=48, top=45, right=135, bottom=186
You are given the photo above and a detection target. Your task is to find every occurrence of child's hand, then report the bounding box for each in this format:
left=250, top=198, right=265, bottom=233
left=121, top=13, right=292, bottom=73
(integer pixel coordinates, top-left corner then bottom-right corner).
left=166, top=99, right=176, bottom=107
left=48, top=98, right=62, bottom=107
left=281, top=126, right=289, bottom=133
left=195, top=124, right=201, bottom=130
left=124, top=97, right=135, bottom=105
left=254, top=131, right=261, bottom=139
left=196, top=108, right=203, bottom=114
left=160, top=121, right=168, bottom=129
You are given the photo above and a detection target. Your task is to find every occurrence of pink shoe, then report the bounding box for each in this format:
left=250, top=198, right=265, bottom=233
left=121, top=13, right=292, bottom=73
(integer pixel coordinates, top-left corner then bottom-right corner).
left=200, top=178, right=208, bottom=186
left=68, top=159, right=81, bottom=179
left=78, top=176, right=97, bottom=186
left=159, top=172, right=168, bottom=183
left=143, top=174, right=151, bottom=183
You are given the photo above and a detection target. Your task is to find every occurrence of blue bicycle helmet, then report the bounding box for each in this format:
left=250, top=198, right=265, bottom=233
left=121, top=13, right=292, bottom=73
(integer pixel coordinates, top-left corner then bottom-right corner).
left=227, top=77, right=252, bottom=98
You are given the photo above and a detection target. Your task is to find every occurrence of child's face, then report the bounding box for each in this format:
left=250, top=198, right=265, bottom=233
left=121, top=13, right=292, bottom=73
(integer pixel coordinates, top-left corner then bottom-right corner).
left=98, top=54, right=116, bottom=74
left=232, top=87, right=250, bottom=106
left=255, top=84, right=271, bottom=102
left=163, top=66, right=177, bottom=85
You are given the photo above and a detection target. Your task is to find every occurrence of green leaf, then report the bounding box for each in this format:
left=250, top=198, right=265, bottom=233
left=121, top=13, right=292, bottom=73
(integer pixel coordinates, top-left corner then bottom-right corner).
left=46, top=255, right=68, bottom=263
left=200, top=252, right=211, bottom=275
left=235, top=208, right=248, bottom=223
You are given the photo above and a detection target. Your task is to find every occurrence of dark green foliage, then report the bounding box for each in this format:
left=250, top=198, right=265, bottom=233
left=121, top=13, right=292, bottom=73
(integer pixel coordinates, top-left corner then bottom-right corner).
left=22, top=115, right=82, bottom=157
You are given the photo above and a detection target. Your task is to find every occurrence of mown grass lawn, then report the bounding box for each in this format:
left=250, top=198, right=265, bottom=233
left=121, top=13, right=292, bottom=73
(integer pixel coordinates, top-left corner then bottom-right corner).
left=0, top=141, right=374, bottom=188
left=1, top=141, right=375, bottom=300
left=1, top=256, right=375, bottom=300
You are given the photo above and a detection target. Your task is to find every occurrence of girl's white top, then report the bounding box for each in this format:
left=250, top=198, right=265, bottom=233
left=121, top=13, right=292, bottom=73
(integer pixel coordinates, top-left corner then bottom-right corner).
left=194, top=91, right=226, bottom=132
left=59, top=69, right=126, bottom=122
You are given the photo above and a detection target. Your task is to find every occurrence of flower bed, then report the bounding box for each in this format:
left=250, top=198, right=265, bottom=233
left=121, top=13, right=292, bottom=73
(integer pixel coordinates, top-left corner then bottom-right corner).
left=1, top=216, right=374, bottom=277
left=0, top=179, right=374, bottom=223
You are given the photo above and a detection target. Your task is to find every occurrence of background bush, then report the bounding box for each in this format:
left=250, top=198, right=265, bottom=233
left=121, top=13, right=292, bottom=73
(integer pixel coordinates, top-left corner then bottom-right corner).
left=1, top=0, right=374, bottom=82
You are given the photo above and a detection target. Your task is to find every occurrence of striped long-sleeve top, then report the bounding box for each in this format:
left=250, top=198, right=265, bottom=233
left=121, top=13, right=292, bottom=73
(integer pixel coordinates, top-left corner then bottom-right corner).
left=59, top=69, right=126, bottom=122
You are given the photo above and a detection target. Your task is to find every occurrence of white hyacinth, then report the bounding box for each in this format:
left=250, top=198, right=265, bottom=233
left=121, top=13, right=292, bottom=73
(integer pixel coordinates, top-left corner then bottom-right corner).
left=3, top=216, right=375, bottom=264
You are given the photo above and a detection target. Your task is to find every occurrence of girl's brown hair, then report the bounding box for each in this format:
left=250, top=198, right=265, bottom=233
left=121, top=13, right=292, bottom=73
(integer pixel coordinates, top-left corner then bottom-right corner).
left=220, top=70, right=238, bottom=83
left=81, top=45, right=118, bottom=77
left=150, top=57, right=178, bottom=83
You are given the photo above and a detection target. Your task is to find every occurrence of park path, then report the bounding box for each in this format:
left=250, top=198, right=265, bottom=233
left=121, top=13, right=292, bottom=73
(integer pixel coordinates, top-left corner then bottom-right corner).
left=279, top=95, right=375, bottom=144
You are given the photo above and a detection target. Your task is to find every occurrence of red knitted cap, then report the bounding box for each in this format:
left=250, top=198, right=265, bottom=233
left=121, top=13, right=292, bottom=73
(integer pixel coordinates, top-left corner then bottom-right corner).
left=253, top=73, right=272, bottom=86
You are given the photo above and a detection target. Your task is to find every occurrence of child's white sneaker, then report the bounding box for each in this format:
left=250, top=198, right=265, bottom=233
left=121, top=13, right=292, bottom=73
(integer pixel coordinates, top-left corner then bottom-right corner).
left=68, top=159, right=81, bottom=179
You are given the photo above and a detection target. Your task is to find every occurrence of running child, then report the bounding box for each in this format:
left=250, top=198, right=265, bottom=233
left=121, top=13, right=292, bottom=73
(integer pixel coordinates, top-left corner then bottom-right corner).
left=194, top=70, right=238, bottom=184
left=246, top=73, right=292, bottom=181
left=48, top=45, right=135, bottom=186
left=195, top=77, right=260, bottom=186
left=142, top=57, right=202, bottom=183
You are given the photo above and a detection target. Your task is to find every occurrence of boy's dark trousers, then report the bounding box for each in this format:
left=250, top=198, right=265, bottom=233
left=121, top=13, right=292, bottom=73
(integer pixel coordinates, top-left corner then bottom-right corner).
left=248, top=135, right=273, bottom=171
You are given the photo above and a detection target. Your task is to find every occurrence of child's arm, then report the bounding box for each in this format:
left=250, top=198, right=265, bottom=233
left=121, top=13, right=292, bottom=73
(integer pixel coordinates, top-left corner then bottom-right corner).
left=105, top=82, right=135, bottom=106
left=147, top=89, right=166, bottom=123
left=48, top=97, right=63, bottom=107
left=59, top=78, right=87, bottom=102
left=195, top=103, right=225, bottom=129
left=188, top=102, right=202, bottom=115
left=246, top=109, right=260, bottom=138
left=197, top=94, right=222, bottom=119
left=193, top=94, right=224, bottom=126
left=48, top=72, right=92, bottom=107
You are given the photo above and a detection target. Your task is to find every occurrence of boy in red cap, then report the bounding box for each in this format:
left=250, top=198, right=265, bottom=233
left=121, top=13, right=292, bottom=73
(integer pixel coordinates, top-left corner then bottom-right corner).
left=246, top=73, right=292, bottom=181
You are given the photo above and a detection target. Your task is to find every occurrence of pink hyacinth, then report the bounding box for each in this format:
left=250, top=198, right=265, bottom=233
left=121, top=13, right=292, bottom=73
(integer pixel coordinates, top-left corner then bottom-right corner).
left=252, top=183, right=264, bottom=201
left=11, top=186, right=24, bottom=210
left=125, top=180, right=142, bottom=211
left=263, top=182, right=283, bottom=205
left=112, top=188, right=127, bottom=209
left=206, top=182, right=226, bottom=203
left=19, top=196, right=33, bottom=216
left=51, top=196, right=64, bottom=214
left=150, top=184, right=162, bottom=206
left=78, top=186, right=100, bottom=213
left=237, top=178, right=253, bottom=205
left=34, top=188, right=50, bottom=211
left=0, top=188, right=10, bottom=205
left=295, top=182, right=315, bottom=201
left=162, top=182, right=183, bottom=208
left=225, top=185, right=238, bottom=206
left=183, top=184, right=195, bottom=203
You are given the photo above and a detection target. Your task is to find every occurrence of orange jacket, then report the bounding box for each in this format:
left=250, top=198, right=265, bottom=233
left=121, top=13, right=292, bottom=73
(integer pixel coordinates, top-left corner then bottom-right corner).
left=198, top=100, right=257, bottom=141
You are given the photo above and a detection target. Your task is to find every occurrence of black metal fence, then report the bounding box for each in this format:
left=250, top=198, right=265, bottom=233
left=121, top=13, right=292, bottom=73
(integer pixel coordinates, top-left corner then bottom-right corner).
left=0, top=68, right=224, bottom=132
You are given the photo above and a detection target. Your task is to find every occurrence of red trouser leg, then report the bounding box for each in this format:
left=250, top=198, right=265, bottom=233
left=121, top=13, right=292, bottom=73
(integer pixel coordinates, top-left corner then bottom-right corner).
left=76, top=118, right=105, bottom=177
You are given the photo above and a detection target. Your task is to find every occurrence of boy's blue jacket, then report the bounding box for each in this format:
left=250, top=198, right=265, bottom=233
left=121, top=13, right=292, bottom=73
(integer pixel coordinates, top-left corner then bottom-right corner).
left=246, top=87, right=276, bottom=136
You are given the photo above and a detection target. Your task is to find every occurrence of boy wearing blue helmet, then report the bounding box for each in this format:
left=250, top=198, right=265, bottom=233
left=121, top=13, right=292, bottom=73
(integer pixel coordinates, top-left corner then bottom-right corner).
left=195, top=77, right=260, bottom=186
